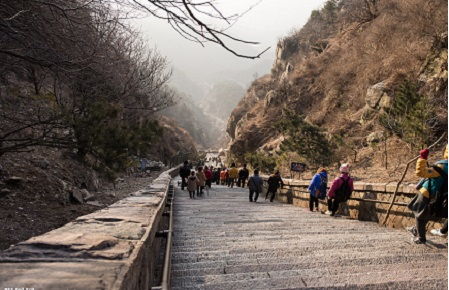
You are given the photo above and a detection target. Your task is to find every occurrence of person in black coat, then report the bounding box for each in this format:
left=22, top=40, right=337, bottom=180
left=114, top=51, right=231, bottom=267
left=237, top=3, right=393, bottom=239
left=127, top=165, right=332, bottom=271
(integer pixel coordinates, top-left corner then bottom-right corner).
left=179, top=160, right=190, bottom=190
left=238, top=164, right=250, bottom=188
left=266, top=171, right=284, bottom=202
left=213, top=168, right=221, bottom=185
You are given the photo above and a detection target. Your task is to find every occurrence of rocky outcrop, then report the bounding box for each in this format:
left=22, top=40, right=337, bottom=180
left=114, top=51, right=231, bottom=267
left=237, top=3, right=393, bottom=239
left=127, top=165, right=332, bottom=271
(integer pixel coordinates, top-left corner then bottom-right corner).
left=418, top=32, right=448, bottom=130
left=150, top=116, right=198, bottom=164
left=227, top=0, right=448, bottom=165
left=365, top=82, right=392, bottom=110
left=226, top=75, right=271, bottom=140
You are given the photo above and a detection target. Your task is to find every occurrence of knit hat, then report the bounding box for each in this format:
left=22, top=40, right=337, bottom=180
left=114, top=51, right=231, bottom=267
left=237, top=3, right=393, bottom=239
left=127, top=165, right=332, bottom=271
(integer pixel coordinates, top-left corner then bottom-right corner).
left=339, top=163, right=350, bottom=173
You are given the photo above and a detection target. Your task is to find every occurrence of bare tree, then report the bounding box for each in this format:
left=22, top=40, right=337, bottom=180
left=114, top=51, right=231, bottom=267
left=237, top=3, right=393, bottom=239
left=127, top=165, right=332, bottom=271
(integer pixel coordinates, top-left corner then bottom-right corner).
left=0, top=0, right=175, bottom=159
left=340, top=0, right=379, bottom=27
left=0, top=0, right=266, bottom=162
left=123, top=0, right=269, bottom=59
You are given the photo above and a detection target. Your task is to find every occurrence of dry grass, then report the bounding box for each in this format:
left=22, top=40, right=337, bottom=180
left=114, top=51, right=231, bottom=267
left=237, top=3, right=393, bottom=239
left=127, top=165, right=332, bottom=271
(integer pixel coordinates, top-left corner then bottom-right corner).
left=287, top=0, right=447, bottom=134
left=227, top=0, right=447, bottom=181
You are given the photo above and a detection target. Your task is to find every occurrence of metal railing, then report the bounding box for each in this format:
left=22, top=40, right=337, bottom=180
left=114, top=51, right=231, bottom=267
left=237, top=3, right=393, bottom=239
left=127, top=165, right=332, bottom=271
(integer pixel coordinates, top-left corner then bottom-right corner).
left=152, top=184, right=174, bottom=290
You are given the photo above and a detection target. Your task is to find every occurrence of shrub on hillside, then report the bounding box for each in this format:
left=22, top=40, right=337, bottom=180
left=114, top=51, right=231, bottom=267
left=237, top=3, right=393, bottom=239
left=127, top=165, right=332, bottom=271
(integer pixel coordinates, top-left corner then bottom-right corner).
left=243, top=152, right=277, bottom=173
left=380, top=80, right=435, bottom=149
left=278, top=110, right=334, bottom=167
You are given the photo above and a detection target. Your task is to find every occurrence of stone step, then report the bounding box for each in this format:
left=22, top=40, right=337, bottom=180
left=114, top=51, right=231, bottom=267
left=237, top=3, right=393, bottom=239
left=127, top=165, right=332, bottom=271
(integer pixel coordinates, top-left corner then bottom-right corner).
left=172, top=277, right=448, bottom=290
left=171, top=236, right=433, bottom=248
left=171, top=262, right=444, bottom=288
left=171, top=243, right=443, bottom=264
left=171, top=252, right=445, bottom=278
left=170, top=183, right=447, bottom=289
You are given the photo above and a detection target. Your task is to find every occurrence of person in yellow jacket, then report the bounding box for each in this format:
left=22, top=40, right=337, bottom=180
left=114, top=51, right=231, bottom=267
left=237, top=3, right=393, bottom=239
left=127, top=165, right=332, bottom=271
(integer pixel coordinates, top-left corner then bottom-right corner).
left=228, top=163, right=239, bottom=188
left=408, top=145, right=448, bottom=244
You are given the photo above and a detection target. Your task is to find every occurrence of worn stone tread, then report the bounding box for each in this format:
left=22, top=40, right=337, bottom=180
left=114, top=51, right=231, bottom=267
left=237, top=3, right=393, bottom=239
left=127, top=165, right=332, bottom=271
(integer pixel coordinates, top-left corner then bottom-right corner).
left=170, top=181, right=447, bottom=289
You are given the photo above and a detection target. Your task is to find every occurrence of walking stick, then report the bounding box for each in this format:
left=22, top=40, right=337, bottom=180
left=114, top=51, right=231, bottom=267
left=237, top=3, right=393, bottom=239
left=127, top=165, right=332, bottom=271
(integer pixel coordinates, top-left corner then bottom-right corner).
left=382, top=133, right=446, bottom=226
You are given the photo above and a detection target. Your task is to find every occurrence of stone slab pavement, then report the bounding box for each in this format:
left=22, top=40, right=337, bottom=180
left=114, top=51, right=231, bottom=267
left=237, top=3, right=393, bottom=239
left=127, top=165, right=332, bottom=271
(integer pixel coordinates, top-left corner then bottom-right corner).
left=171, top=181, right=448, bottom=289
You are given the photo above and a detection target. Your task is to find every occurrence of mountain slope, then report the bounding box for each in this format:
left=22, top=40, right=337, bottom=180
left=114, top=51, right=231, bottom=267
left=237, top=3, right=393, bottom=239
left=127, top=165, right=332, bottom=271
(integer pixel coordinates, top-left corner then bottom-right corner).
left=227, top=0, right=447, bottom=179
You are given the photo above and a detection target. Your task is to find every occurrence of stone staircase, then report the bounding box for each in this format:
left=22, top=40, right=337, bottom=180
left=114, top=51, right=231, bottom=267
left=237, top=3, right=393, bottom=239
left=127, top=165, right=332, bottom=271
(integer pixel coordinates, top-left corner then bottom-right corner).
left=170, top=183, right=447, bottom=289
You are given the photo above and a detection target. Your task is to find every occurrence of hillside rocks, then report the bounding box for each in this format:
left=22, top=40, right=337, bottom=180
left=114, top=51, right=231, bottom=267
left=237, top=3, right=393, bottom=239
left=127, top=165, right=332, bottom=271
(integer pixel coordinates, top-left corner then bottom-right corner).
left=366, top=131, right=385, bottom=145
left=226, top=0, right=447, bottom=164
left=272, top=37, right=300, bottom=77
left=149, top=116, right=198, bottom=164
left=418, top=33, right=448, bottom=90
left=82, top=189, right=95, bottom=202
left=227, top=75, right=272, bottom=141
left=70, top=189, right=84, bottom=204
left=0, top=145, right=163, bottom=250
left=365, top=82, right=391, bottom=110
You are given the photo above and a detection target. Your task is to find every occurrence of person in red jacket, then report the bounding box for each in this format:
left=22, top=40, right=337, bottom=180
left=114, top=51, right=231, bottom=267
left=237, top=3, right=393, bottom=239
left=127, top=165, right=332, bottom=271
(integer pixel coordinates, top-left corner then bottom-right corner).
left=326, top=163, right=354, bottom=217
left=204, top=166, right=213, bottom=196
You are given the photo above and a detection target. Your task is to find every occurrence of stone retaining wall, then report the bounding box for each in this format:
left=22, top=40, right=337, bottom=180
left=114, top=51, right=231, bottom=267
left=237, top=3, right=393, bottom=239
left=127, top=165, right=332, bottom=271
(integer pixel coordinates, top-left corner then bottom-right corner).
left=272, top=178, right=443, bottom=230
left=0, top=167, right=179, bottom=290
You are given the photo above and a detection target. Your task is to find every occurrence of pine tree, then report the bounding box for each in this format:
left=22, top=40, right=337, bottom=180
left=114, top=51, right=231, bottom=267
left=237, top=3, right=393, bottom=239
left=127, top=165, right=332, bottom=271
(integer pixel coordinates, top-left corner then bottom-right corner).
left=380, top=80, right=434, bottom=149
left=278, top=111, right=333, bottom=166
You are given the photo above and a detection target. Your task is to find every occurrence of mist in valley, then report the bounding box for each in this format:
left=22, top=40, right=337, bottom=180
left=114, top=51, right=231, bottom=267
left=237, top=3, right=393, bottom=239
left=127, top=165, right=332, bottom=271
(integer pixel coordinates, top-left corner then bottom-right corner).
left=131, top=0, right=327, bottom=149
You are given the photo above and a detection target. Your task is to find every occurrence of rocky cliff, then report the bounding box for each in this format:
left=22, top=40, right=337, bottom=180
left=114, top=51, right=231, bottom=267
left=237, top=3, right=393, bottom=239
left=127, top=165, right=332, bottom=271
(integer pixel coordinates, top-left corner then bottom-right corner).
left=227, top=0, right=447, bottom=177
left=149, top=116, right=198, bottom=164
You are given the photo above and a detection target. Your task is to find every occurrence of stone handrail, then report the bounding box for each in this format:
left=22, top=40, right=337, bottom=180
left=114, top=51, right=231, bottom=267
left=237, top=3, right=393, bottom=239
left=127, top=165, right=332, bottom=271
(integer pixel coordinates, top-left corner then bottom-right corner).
left=263, top=177, right=443, bottom=230
left=0, top=166, right=180, bottom=290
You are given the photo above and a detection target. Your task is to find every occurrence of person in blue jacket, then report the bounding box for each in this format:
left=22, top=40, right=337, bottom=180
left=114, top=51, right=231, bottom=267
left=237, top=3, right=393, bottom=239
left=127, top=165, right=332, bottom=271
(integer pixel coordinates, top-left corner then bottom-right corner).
left=308, top=168, right=328, bottom=212
left=408, top=145, right=448, bottom=244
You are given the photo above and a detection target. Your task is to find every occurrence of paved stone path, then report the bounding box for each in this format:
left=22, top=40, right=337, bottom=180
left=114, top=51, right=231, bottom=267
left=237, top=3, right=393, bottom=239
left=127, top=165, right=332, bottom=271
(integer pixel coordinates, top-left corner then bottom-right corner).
left=171, top=182, right=448, bottom=289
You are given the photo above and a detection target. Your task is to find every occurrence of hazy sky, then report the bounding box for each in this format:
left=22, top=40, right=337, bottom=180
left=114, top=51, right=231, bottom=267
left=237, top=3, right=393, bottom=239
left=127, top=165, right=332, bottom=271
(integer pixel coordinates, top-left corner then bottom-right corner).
left=131, top=0, right=327, bottom=81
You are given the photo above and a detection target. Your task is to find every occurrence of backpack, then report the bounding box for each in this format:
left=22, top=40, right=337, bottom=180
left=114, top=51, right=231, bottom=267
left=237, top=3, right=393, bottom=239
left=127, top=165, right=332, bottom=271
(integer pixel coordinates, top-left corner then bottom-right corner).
left=334, top=177, right=351, bottom=202
left=429, top=165, right=448, bottom=219
left=317, top=175, right=327, bottom=200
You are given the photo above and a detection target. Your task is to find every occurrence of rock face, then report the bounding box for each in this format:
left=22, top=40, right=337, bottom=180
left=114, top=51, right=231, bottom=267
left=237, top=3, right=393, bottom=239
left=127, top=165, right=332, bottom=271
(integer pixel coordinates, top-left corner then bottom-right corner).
left=70, top=189, right=84, bottom=204
left=365, top=82, right=391, bottom=110
left=226, top=1, right=448, bottom=162
left=149, top=116, right=198, bottom=164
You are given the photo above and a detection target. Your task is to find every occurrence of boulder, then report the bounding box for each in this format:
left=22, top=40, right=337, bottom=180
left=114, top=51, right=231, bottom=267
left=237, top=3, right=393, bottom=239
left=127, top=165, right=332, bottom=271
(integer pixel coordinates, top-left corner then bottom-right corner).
left=81, top=189, right=95, bottom=202
left=366, top=131, right=385, bottom=144
left=379, top=94, right=392, bottom=109
left=264, top=90, right=276, bottom=106
left=280, top=63, right=294, bottom=81
left=366, top=82, right=390, bottom=109
left=70, top=189, right=84, bottom=204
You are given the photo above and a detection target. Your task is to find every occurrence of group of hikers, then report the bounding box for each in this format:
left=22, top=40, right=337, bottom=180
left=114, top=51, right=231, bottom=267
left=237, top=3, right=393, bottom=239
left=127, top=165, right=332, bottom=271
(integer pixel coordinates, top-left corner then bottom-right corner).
left=178, top=145, right=448, bottom=244
left=178, top=161, right=284, bottom=202
left=307, top=163, right=354, bottom=216
left=306, top=145, right=448, bottom=244
left=178, top=162, right=212, bottom=199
